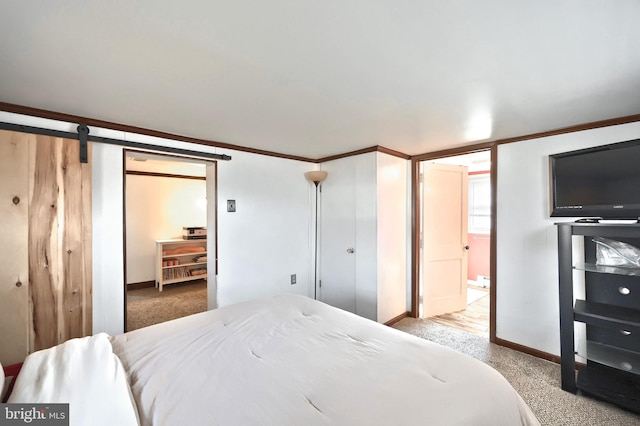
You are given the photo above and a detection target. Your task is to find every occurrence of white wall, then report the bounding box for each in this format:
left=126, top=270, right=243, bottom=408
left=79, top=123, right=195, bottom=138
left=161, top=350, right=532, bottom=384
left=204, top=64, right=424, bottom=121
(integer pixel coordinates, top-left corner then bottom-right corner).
left=496, top=121, right=640, bottom=355
left=125, top=175, right=206, bottom=284
left=377, top=153, right=408, bottom=323
left=92, top=143, right=125, bottom=335
left=216, top=150, right=315, bottom=307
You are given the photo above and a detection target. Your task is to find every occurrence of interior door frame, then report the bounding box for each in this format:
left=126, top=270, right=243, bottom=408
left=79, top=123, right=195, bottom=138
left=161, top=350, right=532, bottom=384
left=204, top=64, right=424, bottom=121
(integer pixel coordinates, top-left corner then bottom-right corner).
left=411, top=141, right=497, bottom=342
left=122, top=149, right=216, bottom=331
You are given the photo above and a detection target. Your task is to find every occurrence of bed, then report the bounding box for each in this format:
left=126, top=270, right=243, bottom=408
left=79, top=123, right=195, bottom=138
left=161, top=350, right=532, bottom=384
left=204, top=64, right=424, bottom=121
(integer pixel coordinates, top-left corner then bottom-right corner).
left=7, top=294, right=539, bottom=425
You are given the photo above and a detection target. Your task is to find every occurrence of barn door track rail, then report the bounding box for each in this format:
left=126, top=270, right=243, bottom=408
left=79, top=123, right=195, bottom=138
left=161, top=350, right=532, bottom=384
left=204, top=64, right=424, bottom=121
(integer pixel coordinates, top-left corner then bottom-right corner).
left=0, top=122, right=232, bottom=163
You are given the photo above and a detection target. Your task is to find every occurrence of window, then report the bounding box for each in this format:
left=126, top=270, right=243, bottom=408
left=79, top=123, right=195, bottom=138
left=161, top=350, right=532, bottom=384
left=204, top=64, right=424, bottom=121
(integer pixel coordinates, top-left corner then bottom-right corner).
left=468, top=174, right=490, bottom=233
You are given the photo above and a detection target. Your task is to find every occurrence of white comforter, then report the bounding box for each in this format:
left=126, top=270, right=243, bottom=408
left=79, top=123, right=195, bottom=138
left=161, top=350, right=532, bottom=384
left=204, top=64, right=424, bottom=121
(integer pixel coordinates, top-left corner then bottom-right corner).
left=109, top=294, right=539, bottom=425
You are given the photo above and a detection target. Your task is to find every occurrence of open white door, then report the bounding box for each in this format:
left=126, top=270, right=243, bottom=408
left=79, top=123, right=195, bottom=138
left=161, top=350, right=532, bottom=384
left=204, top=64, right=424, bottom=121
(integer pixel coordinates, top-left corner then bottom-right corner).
left=421, top=162, right=469, bottom=317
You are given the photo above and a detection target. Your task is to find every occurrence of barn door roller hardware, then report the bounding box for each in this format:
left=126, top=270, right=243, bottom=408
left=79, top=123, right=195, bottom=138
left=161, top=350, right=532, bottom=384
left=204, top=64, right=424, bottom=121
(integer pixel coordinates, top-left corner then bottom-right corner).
left=78, top=124, right=89, bottom=163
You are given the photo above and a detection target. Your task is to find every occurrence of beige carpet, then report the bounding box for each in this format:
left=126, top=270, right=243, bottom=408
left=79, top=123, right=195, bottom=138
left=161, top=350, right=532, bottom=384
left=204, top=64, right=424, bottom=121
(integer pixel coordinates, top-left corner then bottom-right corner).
left=126, top=280, right=207, bottom=331
left=392, top=318, right=640, bottom=426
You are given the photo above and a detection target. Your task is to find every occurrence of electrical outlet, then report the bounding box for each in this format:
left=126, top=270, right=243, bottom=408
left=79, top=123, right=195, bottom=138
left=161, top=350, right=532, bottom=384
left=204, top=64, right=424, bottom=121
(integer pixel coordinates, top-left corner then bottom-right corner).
left=227, top=200, right=236, bottom=212
left=290, top=274, right=296, bottom=285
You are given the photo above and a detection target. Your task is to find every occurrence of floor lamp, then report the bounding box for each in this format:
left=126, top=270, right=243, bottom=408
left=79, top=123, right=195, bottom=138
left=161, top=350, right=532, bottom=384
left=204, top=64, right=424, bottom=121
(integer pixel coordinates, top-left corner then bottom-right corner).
left=305, top=170, right=328, bottom=300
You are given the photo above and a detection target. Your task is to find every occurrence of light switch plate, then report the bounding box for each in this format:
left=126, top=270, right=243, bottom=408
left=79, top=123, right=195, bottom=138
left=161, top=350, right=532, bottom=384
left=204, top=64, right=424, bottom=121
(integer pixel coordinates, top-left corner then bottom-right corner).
left=227, top=200, right=236, bottom=212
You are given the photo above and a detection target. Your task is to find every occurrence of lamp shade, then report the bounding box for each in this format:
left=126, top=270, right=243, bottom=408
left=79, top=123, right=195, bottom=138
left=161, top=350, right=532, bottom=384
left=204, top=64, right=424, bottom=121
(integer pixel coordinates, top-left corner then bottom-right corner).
left=304, top=170, right=328, bottom=184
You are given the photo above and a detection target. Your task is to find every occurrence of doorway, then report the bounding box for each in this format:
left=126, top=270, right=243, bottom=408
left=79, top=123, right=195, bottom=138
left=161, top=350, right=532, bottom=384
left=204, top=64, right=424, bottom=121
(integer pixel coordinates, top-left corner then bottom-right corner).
left=419, top=150, right=491, bottom=338
left=123, top=150, right=212, bottom=331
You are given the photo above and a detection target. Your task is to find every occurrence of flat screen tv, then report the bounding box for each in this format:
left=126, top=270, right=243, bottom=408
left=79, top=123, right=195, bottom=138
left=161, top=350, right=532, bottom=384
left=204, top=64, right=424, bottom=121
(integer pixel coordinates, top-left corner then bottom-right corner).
left=550, top=138, right=640, bottom=219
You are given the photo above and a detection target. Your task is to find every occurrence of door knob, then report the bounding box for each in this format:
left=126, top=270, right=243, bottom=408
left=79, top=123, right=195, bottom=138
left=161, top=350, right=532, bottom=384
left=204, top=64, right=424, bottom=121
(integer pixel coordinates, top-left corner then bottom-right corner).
left=347, top=248, right=355, bottom=254
left=464, top=245, right=470, bottom=250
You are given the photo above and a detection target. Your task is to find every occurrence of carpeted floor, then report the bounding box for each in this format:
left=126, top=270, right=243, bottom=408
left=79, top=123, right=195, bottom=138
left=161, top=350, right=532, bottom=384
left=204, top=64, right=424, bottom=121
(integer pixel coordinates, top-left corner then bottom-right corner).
left=392, top=318, right=640, bottom=426
left=126, top=280, right=207, bottom=331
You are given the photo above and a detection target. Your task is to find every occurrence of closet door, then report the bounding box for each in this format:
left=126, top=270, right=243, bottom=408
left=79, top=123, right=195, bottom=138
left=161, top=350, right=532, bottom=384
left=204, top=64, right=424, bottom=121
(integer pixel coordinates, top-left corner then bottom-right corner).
left=319, top=153, right=378, bottom=319
left=0, top=131, right=30, bottom=365
left=319, top=157, right=357, bottom=313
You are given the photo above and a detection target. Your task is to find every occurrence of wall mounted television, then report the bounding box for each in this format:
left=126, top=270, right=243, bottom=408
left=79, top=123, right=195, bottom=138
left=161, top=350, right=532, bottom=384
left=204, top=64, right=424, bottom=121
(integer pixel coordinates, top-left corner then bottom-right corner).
left=550, top=138, right=640, bottom=219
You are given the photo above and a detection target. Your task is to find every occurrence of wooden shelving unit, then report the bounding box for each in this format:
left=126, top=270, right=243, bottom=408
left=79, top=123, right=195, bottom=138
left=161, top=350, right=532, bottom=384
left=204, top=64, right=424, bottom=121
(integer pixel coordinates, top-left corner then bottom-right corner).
left=155, top=239, right=207, bottom=292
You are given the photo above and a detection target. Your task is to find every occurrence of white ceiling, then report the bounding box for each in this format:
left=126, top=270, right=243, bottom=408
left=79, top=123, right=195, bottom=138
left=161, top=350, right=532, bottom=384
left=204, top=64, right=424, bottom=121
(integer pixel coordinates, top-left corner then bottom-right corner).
left=1, top=1, right=639, bottom=159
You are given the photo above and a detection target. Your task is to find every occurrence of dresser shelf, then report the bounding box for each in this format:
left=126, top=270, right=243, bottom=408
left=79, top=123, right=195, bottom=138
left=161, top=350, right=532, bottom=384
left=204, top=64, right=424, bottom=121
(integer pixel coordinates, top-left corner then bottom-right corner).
left=575, top=262, right=640, bottom=277
left=573, top=300, right=640, bottom=330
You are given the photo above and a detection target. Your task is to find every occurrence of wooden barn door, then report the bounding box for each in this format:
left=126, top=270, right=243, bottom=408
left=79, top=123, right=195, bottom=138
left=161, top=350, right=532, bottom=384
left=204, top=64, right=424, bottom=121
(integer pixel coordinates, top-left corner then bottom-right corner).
left=0, top=130, right=92, bottom=365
